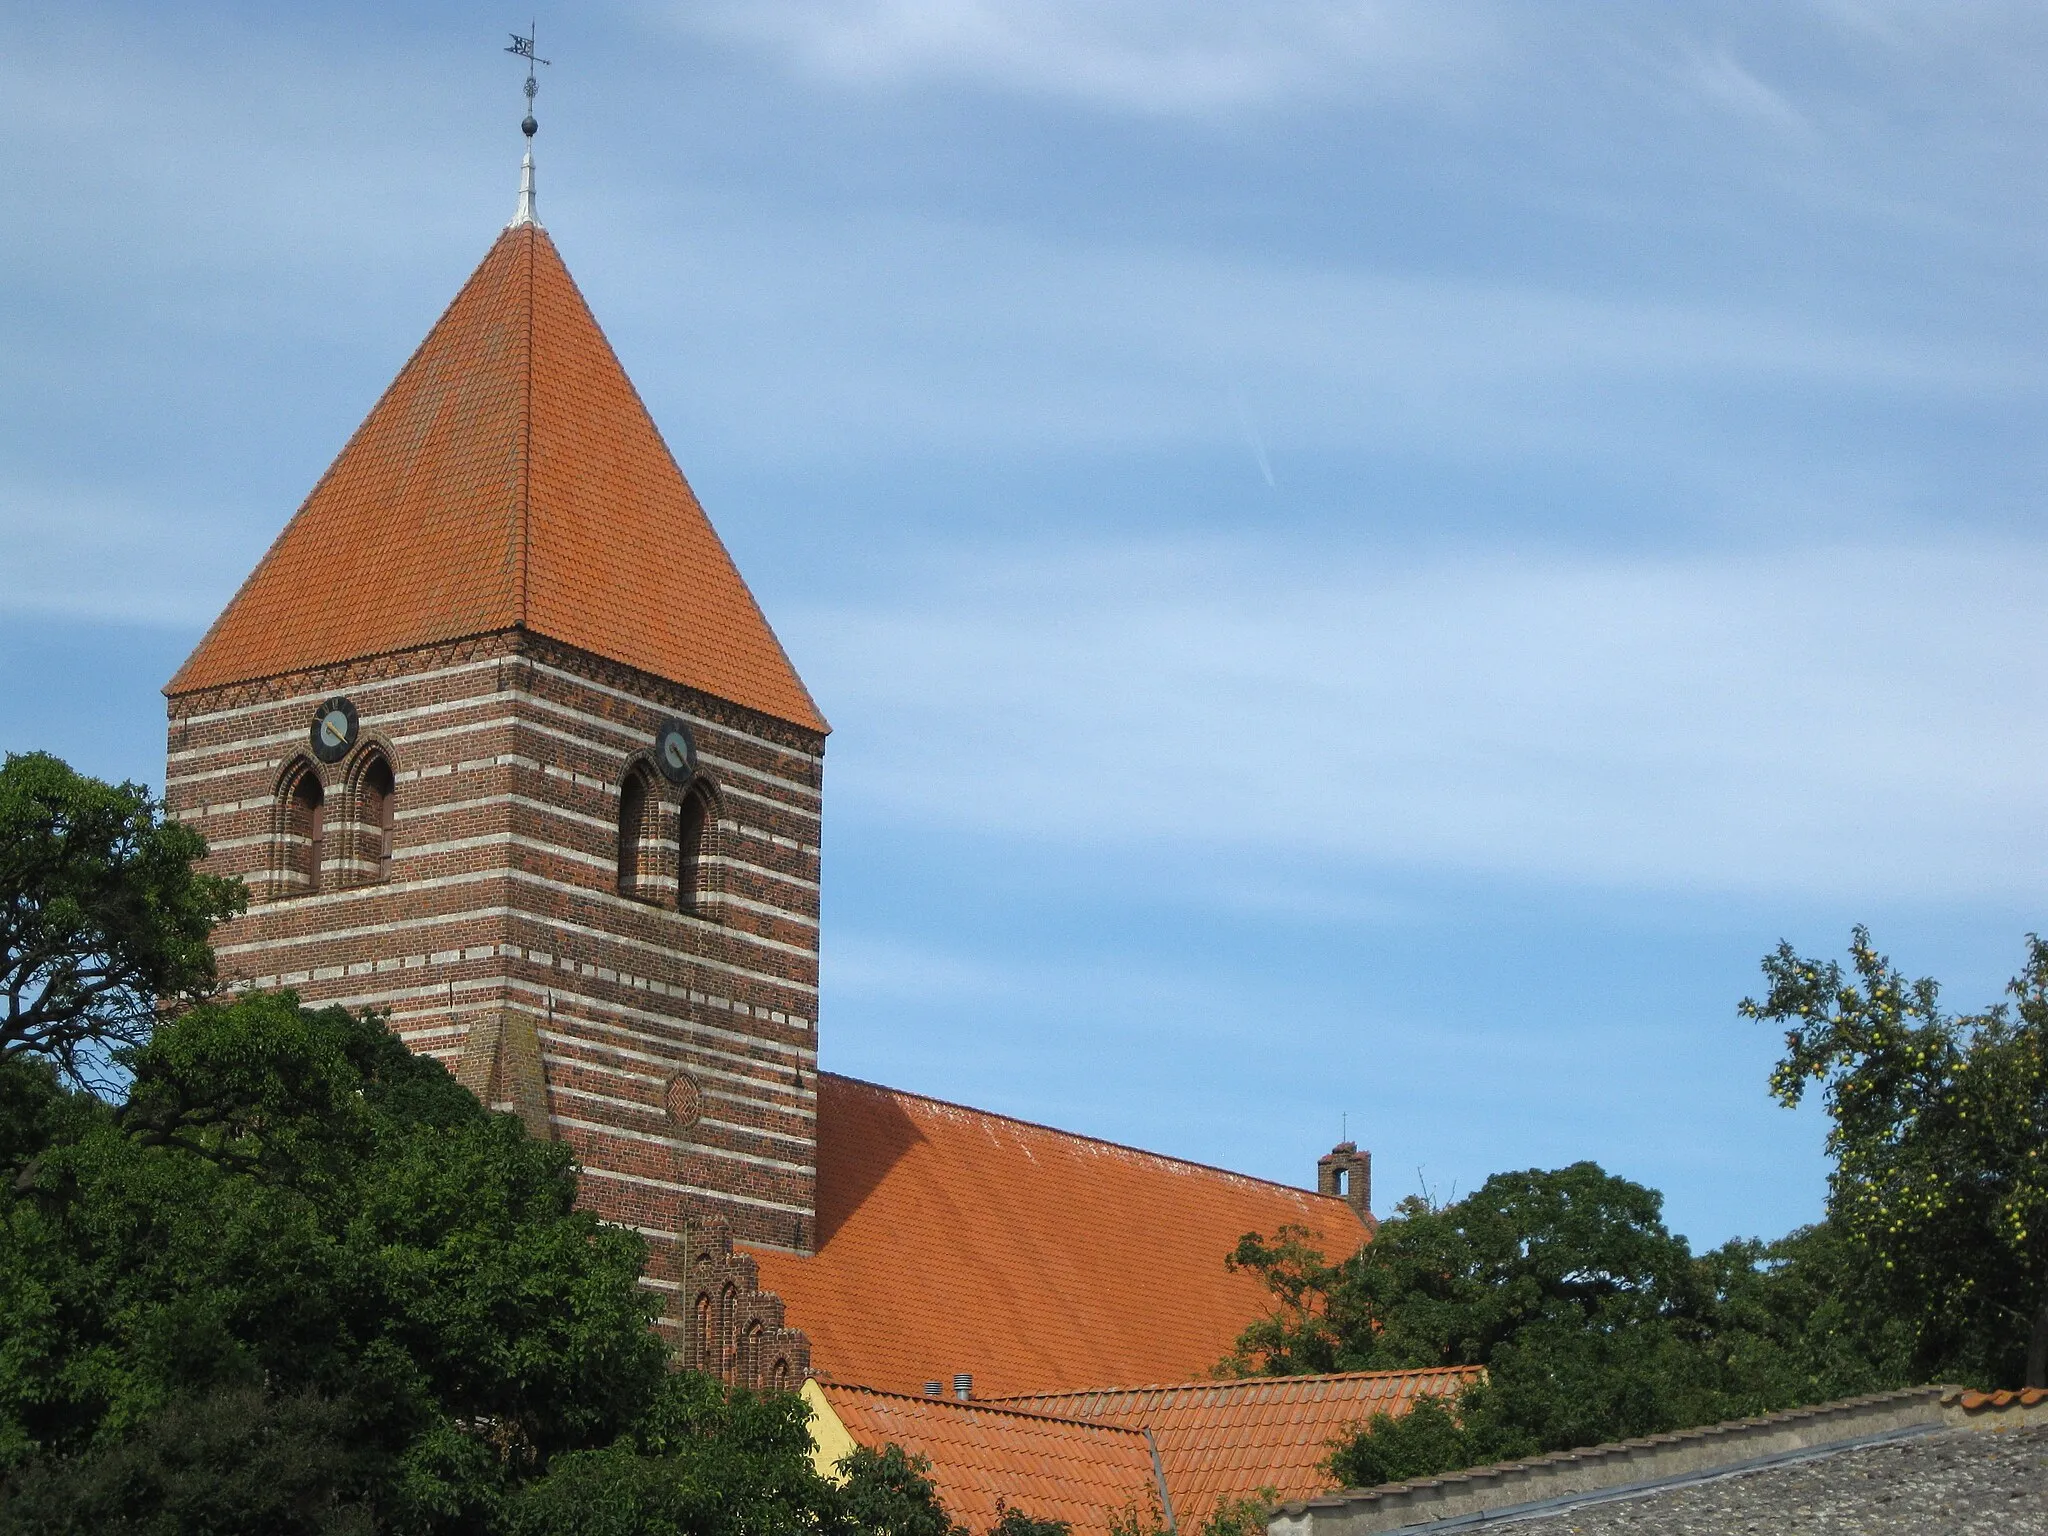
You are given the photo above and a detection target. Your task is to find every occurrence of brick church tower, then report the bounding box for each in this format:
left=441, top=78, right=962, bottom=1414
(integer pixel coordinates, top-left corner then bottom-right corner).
left=162, top=181, right=828, bottom=1358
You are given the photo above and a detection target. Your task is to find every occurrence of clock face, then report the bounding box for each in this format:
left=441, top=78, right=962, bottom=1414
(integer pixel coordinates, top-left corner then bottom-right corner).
left=309, top=697, right=360, bottom=764
left=653, top=717, right=698, bottom=784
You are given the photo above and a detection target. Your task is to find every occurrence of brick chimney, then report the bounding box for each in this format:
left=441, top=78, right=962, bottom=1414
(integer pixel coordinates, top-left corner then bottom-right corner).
left=1318, top=1141, right=1371, bottom=1220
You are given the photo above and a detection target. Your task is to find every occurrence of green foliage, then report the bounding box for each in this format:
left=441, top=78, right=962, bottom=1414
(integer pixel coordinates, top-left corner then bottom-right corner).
left=0, top=993, right=671, bottom=1529
left=1226, top=1163, right=1909, bottom=1485
left=987, top=1503, right=1070, bottom=1536
left=1188, top=1491, right=1273, bottom=1536
left=1104, top=1491, right=1168, bottom=1536
left=1689, top=1223, right=1912, bottom=1407
left=0, top=752, right=245, bottom=1090
left=0, top=1386, right=381, bottom=1535
left=0, top=989, right=991, bottom=1533
left=506, top=1373, right=841, bottom=1536
left=833, top=1444, right=964, bottom=1536
left=0, top=771, right=887, bottom=1534
left=1744, top=927, right=2048, bottom=1387
left=1325, top=1397, right=1470, bottom=1489
left=1227, top=1162, right=1708, bottom=1381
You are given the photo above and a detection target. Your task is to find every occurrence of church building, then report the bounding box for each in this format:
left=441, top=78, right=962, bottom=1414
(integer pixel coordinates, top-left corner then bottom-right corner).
left=161, top=150, right=1374, bottom=1441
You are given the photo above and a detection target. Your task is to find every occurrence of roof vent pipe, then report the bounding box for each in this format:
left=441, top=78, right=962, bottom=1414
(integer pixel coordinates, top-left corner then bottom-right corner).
left=923, top=1381, right=943, bottom=1397
left=953, top=1373, right=973, bottom=1401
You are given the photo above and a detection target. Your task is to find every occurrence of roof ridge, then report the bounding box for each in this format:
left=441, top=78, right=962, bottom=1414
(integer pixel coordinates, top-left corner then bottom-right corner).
left=819, top=1382, right=1153, bottom=1436
left=527, top=230, right=824, bottom=728
left=166, top=232, right=525, bottom=698
left=986, top=1365, right=1486, bottom=1401
left=816, top=1071, right=1358, bottom=1211
left=516, top=222, right=534, bottom=626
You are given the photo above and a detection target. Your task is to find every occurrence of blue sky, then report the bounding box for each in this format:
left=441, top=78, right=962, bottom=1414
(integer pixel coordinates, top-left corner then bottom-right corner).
left=6, top=1, right=2047, bottom=1250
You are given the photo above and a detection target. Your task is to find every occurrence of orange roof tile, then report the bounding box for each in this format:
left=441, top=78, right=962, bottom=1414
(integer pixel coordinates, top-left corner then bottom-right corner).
left=992, top=1368, right=1484, bottom=1515
left=1957, top=1387, right=2048, bottom=1411
left=750, top=1074, right=1372, bottom=1401
left=169, top=222, right=825, bottom=732
left=812, top=1382, right=1162, bottom=1536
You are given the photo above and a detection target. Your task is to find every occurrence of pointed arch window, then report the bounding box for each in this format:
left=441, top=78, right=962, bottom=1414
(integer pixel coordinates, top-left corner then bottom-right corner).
left=693, top=1291, right=713, bottom=1373
left=281, top=762, right=325, bottom=895
left=357, top=751, right=396, bottom=883
left=719, top=1281, right=740, bottom=1376
left=740, top=1318, right=765, bottom=1387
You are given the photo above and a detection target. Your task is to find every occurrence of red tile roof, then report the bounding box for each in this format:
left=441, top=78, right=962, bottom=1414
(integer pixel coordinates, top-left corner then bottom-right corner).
left=169, top=223, right=825, bottom=732
left=749, top=1074, right=1372, bottom=1401
left=1955, top=1387, right=2048, bottom=1411
left=813, top=1384, right=1162, bottom=1536
left=993, top=1368, right=1484, bottom=1515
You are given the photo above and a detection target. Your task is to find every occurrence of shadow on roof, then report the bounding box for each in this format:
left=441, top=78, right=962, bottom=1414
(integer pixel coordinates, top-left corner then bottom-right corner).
left=813, top=1075, right=927, bottom=1249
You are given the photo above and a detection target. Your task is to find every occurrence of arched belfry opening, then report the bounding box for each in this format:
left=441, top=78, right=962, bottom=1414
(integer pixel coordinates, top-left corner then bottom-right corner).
left=617, top=767, right=654, bottom=900
left=279, top=760, right=325, bottom=896
left=678, top=780, right=718, bottom=916
left=355, top=749, right=396, bottom=883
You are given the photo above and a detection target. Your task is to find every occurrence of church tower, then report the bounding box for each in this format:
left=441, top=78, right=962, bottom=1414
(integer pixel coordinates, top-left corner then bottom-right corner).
left=162, top=175, right=829, bottom=1334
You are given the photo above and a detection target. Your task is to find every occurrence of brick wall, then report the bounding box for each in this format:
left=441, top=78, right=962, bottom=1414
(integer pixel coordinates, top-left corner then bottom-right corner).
left=165, top=629, right=826, bottom=1315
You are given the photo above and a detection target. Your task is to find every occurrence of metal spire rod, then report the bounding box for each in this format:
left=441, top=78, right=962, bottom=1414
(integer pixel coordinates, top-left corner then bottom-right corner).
left=506, top=26, right=550, bottom=227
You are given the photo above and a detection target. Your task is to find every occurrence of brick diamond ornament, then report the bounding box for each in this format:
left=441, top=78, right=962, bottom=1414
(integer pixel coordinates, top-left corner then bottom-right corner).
left=665, top=1071, right=704, bottom=1129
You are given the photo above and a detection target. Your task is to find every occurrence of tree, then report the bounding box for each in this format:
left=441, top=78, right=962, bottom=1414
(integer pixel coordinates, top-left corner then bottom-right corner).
left=1226, top=1163, right=1709, bottom=1376
left=987, top=1504, right=1069, bottom=1536
left=0, top=986, right=993, bottom=1534
left=0, top=1385, right=382, bottom=1535
left=1186, top=1493, right=1273, bottom=1536
left=1224, top=1163, right=1891, bottom=1482
left=0, top=753, right=244, bottom=1091
left=1324, top=1397, right=1470, bottom=1490
left=0, top=758, right=899, bottom=1533
left=1744, top=926, right=2048, bottom=1387
left=832, top=1445, right=963, bottom=1536
left=0, top=993, right=669, bottom=1530
left=506, top=1372, right=846, bottom=1536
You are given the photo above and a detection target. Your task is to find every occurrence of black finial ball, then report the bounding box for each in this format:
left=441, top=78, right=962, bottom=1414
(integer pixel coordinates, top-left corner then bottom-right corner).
left=522, top=115, right=538, bottom=138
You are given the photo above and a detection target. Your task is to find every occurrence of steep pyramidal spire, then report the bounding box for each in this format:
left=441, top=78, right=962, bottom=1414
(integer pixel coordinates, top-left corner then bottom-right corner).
left=169, top=223, right=826, bottom=732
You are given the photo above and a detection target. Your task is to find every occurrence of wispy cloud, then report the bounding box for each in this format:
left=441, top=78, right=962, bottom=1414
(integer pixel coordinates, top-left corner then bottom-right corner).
left=679, top=0, right=1496, bottom=113
left=792, top=537, right=2048, bottom=901
left=0, top=483, right=243, bottom=628
left=619, top=202, right=2020, bottom=476
left=1683, top=45, right=1815, bottom=139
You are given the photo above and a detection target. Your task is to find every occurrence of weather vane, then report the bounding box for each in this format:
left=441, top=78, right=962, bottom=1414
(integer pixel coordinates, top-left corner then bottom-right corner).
left=506, top=27, right=550, bottom=140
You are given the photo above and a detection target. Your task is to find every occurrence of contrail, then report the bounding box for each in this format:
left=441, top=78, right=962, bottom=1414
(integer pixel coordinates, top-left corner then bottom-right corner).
left=1231, top=389, right=1276, bottom=489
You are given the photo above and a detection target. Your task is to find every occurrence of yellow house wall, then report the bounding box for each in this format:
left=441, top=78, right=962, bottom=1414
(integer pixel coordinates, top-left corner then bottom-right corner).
left=803, top=1378, right=858, bottom=1485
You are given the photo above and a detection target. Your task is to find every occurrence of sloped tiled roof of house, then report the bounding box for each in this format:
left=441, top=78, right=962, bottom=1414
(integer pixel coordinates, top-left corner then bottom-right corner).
left=749, top=1074, right=1372, bottom=1401
left=992, top=1367, right=1486, bottom=1516
left=809, top=1383, right=1163, bottom=1536
left=168, top=221, right=825, bottom=733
